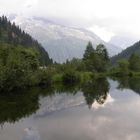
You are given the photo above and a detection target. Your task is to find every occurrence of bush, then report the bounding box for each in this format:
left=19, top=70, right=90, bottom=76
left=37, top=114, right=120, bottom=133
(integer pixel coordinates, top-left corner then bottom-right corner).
left=62, top=70, right=81, bottom=84
left=80, top=72, right=92, bottom=83
left=52, top=74, right=62, bottom=83
left=37, top=69, right=53, bottom=86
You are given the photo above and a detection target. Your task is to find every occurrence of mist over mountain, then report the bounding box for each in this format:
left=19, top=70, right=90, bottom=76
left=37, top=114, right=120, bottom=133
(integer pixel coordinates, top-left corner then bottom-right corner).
left=10, top=15, right=122, bottom=63
left=109, top=35, right=139, bottom=49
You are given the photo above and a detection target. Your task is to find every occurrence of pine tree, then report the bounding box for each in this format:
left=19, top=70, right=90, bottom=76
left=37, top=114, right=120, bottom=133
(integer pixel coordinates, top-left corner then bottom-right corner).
left=83, top=41, right=95, bottom=60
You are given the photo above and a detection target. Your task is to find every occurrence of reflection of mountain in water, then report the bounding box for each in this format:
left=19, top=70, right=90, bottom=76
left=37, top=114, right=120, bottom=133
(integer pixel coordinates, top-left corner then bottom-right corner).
left=35, top=92, right=85, bottom=118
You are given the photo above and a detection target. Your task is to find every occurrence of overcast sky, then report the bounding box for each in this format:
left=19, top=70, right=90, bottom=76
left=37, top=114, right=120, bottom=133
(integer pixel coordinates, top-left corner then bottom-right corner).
left=0, top=0, right=140, bottom=42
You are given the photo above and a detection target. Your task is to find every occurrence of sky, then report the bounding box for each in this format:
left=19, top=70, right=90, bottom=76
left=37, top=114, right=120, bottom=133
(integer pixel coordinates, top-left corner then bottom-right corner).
left=0, top=0, right=140, bottom=43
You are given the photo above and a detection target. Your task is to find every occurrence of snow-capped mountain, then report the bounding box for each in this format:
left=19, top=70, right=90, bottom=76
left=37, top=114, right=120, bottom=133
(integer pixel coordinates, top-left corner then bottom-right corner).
left=10, top=15, right=122, bottom=63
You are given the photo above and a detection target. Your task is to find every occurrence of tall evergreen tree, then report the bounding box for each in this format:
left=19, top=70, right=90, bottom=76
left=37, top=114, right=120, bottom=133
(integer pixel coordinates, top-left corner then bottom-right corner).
left=83, top=41, right=95, bottom=60
left=96, top=44, right=109, bottom=61
left=83, top=42, right=109, bottom=72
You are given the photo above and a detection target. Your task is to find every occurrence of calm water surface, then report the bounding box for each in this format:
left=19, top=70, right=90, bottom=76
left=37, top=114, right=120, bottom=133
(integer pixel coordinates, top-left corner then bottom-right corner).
left=0, top=77, right=140, bottom=140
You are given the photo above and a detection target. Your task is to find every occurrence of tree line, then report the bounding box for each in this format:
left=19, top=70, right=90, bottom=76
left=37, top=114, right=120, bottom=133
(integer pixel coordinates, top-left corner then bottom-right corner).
left=0, top=40, right=110, bottom=92
left=110, top=53, right=140, bottom=76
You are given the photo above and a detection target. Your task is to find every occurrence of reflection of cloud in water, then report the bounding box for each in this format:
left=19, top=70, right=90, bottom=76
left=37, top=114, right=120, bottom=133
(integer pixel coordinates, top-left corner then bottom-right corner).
left=86, top=114, right=140, bottom=140
left=22, top=127, right=40, bottom=140
left=89, top=119, right=129, bottom=139
left=84, top=91, right=140, bottom=140
left=92, top=94, right=114, bottom=109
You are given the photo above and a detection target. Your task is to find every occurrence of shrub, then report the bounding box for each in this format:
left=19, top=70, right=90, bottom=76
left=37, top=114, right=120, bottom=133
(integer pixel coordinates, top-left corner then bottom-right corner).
left=62, top=70, right=80, bottom=84
left=37, top=69, right=53, bottom=86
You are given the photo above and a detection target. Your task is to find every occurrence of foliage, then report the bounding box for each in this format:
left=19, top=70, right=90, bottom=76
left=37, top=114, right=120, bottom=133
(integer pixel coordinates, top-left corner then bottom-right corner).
left=54, top=58, right=86, bottom=73
left=117, top=59, right=129, bottom=75
left=128, top=53, right=140, bottom=71
left=0, top=15, right=52, bottom=65
left=110, top=53, right=140, bottom=77
left=111, top=41, right=140, bottom=65
left=0, top=15, right=53, bottom=92
left=0, top=44, right=39, bottom=92
left=62, top=70, right=81, bottom=84
left=83, top=41, right=95, bottom=60
left=36, top=68, right=53, bottom=86
left=83, top=42, right=109, bottom=72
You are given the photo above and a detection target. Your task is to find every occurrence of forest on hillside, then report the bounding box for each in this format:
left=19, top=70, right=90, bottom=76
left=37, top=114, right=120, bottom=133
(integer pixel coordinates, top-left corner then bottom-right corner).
left=0, top=16, right=52, bottom=66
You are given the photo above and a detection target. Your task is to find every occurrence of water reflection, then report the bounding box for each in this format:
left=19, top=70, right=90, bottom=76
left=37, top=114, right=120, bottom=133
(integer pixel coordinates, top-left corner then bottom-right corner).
left=91, top=94, right=114, bottom=109
left=81, top=78, right=110, bottom=108
left=22, top=127, right=40, bottom=140
left=0, top=89, right=40, bottom=126
left=0, top=78, right=110, bottom=125
left=114, top=77, right=140, bottom=95
left=1, top=77, right=140, bottom=126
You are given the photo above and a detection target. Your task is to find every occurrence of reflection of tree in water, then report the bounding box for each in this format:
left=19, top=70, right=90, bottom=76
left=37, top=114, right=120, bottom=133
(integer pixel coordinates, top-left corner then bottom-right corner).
left=81, top=78, right=110, bottom=108
left=116, top=77, right=140, bottom=95
left=0, top=88, right=40, bottom=126
left=40, top=83, right=80, bottom=97
left=55, top=83, right=80, bottom=95
left=115, top=77, right=129, bottom=90
left=129, top=78, right=140, bottom=95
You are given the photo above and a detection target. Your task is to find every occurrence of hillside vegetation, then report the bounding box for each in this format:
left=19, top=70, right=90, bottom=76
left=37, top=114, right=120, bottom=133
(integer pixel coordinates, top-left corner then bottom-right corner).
left=0, top=16, right=52, bottom=65
left=0, top=16, right=53, bottom=92
left=111, top=41, right=140, bottom=64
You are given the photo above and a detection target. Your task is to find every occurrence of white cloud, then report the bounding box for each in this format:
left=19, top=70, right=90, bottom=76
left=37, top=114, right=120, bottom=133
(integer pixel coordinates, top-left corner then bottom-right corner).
left=88, top=25, right=115, bottom=42
left=24, top=0, right=38, bottom=8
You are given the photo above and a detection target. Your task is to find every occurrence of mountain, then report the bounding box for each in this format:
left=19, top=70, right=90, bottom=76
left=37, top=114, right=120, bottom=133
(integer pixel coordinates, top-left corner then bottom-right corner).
left=10, top=15, right=122, bottom=63
left=0, top=16, right=52, bottom=66
left=111, top=41, right=140, bottom=64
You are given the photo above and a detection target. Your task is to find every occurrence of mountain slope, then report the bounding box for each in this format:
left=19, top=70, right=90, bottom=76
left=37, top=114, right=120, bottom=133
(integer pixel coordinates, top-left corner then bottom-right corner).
left=0, top=16, right=52, bottom=65
left=111, top=41, right=140, bottom=64
left=11, top=16, right=122, bottom=63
